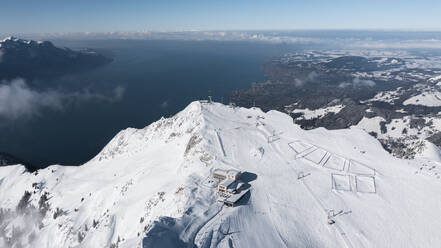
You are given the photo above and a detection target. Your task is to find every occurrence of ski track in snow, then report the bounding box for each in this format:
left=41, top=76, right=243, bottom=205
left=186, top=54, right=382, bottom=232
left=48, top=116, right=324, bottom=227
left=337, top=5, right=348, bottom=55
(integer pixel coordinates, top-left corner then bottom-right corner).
left=215, top=130, right=227, bottom=157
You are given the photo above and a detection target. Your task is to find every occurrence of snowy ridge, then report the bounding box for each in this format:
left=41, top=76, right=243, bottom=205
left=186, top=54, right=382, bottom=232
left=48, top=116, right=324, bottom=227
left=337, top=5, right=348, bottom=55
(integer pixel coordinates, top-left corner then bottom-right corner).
left=93, top=101, right=204, bottom=163
left=1, top=101, right=441, bottom=247
left=429, top=74, right=441, bottom=83
left=0, top=36, right=49, bottom=49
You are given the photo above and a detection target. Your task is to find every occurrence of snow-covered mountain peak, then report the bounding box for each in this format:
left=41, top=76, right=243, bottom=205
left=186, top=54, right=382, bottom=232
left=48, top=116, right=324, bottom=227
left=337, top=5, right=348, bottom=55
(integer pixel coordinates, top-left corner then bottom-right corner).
left=0, top=36, right=47, bottom=49
left=1, top=36, right=18, bottom=42
left=93, top=101, right=204, bottom=163
left=1, top=101, right=441, bottom=248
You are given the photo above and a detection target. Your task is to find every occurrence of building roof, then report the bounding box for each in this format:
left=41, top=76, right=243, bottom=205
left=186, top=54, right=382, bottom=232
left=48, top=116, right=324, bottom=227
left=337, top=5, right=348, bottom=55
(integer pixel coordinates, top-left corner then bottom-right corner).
left=213, top=168, right=241, bottom=177
left=227, top=169, right=241, bottom=177
left=219, top=178, right=235, bottom=188
left=221, top=189, right=250, bottom=204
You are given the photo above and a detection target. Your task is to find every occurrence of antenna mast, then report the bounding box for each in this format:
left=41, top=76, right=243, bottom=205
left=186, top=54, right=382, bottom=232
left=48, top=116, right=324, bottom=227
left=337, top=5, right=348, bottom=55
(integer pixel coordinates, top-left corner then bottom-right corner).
left=208, top=90, right=212, bottom=103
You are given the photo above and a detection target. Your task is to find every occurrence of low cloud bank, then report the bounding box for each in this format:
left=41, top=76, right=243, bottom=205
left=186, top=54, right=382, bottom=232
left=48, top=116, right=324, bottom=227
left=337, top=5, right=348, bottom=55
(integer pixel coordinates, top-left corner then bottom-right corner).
left=0, top=78, right=126, bottom=120
left=0, top=79, right=63, bottom=120
left=21, top=31, right=441, bottom=49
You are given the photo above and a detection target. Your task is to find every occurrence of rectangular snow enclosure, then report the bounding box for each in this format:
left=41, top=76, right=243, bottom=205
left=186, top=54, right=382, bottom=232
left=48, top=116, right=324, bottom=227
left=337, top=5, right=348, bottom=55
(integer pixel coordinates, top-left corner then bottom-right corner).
left=348, top=160, right=375, bottom=176
left=355, top=176, right=376, bottom=193
left=331, top=174, right=351, bottom=191
left=303, top=148, right=328, bottom=165
left=288, top=141, right=314, bottom=154
left=323, top=155, right=346, bottom=171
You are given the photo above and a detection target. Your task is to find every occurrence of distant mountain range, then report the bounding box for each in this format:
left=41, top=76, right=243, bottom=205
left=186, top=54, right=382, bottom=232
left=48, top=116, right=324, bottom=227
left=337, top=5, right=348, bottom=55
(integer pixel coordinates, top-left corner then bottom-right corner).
left=0, top=37, right=112, bottom=80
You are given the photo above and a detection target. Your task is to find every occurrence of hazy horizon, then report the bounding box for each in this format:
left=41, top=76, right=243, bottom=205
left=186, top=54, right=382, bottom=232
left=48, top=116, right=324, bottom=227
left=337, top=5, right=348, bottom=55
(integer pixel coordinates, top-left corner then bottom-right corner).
left=2, top=1, right=441, bottom=34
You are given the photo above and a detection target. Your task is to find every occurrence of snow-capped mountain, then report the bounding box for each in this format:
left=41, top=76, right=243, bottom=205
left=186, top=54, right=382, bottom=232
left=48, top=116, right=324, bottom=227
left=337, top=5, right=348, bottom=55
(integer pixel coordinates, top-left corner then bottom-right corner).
left=0, top=37, right=111, bottom=80
left=1, top=101, right=440, bottom=247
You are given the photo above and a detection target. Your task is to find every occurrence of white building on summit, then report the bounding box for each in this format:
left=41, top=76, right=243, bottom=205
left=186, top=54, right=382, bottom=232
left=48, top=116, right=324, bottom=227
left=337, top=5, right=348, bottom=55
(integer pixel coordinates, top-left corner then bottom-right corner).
left=214, top=169, right=242, bottom=194
left=218, top=178, right=240, bottom=194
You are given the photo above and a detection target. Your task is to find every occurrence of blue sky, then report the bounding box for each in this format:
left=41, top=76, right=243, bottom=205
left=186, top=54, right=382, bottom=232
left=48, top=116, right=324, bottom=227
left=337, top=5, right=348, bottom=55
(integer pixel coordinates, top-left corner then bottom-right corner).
left=2, top=0, right=441, bottom=34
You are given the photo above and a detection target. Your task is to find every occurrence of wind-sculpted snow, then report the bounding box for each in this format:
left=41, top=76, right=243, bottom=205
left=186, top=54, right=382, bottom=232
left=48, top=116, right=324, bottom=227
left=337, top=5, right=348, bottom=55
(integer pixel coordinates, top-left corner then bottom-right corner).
left=1, top=101, right=441, bottom=247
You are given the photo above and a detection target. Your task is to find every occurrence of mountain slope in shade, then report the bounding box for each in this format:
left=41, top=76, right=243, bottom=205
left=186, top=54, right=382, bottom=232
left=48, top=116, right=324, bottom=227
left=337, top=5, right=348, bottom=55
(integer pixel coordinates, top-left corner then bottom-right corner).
left=0, top=153, right=24, bottom=166
left=0, top=36, right=111, bottom=80
left=0, top=101, right=440, bottom=248
left=0, top=152, right=37, bottom=171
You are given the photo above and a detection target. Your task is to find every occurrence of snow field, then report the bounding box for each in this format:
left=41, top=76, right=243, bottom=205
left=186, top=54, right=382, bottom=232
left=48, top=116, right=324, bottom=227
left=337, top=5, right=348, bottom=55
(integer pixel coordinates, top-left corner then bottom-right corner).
left=331, top=174, right=351, bottom=191
left=404, top=91, right=441, bottom=107
left=355, top=176, right=376, bottom=193
left=1, top=101, right=441, bottom=248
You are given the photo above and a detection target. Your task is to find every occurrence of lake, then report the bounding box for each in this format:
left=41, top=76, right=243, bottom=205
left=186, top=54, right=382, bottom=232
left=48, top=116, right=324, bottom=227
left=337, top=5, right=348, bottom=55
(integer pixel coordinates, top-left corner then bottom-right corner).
left=1, top=39, right=295, bottom=167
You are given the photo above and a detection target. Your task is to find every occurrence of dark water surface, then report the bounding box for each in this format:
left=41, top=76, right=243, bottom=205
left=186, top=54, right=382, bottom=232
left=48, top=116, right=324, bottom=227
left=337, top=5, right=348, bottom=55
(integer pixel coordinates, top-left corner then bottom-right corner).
left=2, top=40, right=294, bottom=167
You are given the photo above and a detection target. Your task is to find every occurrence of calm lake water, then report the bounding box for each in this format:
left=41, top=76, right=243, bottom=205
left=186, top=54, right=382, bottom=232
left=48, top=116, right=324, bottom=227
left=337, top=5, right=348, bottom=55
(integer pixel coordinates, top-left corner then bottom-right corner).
left=2, top=40, right=295, bottom=167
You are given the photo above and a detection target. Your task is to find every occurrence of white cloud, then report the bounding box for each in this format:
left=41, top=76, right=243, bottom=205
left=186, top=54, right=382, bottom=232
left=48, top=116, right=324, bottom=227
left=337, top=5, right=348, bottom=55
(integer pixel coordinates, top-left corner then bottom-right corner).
left=338, top=82, right=352, bottom=88
left=24, top=31, right=441, bottom=49
left=113, top=86, right=126, bottom=100
left=294, top=78, right=304, bottom=87
left=353, top=78, right=376, bottom=87
left=339, top=78, right=376, bottom=88
left=160, top=101, right=168, bottom=108
left=307, top=71, right=318, bottom=81
left=293, top=71, right=319, bottom=87
left=349, top=39, right=441, bottom=49
left=0, top=78, right=126, bottom=120
left=22, top=31, right=441, bottom=49
left=0, top=78, right=63, bottom=120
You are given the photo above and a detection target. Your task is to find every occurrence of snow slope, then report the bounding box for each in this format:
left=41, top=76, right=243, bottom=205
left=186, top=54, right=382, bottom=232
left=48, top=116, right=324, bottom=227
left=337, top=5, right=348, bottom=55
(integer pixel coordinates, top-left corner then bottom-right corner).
left=404, top=91, right=441, bottom=106
left=291, top=105, right=344, bottom=120
left=415, top=140, right=441, bottom=162
left=1, top=101, right=441, bottom=248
